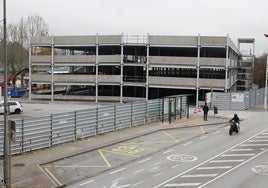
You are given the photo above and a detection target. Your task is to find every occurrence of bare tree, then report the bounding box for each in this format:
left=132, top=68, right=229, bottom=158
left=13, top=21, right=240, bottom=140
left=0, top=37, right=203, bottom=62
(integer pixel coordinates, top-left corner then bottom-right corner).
left=0, top=14, right=49, bottom=87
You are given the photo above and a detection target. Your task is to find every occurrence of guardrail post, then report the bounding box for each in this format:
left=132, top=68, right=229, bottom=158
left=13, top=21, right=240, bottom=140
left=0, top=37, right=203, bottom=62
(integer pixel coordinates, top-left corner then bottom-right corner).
left=96, top=107, right=98, bottom=135
left=28, top=139, right=32, bottom=152
left=21, top=119, right=24, bottom=153
left=131, top=102, right=133, bottom=127
left=20, top=141, right=23, bottom=154
left=74, top=111, right=77, bottom=140
left=114, top=105, right=116, bottom=131
left=50, top=114, right=53, bottom=146
left=48, top=135, right=52, bottom=148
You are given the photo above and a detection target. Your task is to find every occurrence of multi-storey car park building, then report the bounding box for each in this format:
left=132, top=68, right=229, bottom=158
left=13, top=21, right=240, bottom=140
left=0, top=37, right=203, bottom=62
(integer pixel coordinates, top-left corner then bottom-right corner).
left=29, top=34, right=242, bottom=106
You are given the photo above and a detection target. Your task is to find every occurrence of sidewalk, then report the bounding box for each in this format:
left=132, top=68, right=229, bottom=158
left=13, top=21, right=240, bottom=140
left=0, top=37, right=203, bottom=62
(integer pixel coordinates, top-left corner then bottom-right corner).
left=0, top=108, right=259, bottom=187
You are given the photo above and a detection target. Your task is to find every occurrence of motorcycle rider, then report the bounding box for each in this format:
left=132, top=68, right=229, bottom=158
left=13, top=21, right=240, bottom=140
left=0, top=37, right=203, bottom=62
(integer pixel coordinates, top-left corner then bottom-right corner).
left=229, top=113, right=240, bottom=129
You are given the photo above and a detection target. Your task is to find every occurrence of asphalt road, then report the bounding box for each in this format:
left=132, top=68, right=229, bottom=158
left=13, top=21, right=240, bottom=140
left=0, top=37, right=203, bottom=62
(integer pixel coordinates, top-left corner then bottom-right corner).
left=70, top=111, right=268, bottom=188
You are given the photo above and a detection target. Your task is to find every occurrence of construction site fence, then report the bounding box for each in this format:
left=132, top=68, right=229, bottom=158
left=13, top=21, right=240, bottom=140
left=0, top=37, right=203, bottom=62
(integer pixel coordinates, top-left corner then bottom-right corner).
left=0, top=98, right=188, bottom=156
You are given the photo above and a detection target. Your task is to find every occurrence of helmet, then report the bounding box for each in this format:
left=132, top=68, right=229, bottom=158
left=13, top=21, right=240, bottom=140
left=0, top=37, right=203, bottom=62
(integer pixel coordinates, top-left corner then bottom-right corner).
left=234, top=113, right=237, bottom=117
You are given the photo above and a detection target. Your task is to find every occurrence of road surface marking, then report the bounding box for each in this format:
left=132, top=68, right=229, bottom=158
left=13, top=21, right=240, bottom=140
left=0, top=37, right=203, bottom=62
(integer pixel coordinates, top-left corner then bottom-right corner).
left=153, top=161, right=162, bottom=166
left=199, top=149, right=268, bottom=188
left=134, top=169, right=144, bottom=174
left=163, top=149, right=174, bottom=154
left=248, top=140, right=268, bottom=142
left=171, top=164, right=180, bottom=169
left=181, top=174, right=218, bottom=178
left=200, top=135, right=207, bottom=140
left=99, top=149, right=112, bottom=168
left=154, top=128, right=268, bottom=188
left=138, top=158, right=151, bottom=164
left=210, top=159, right=245, bottom=163
left=43, top=166, right=63, bottom=187
left=197, top=166, right=232, bottom=170
left=132, top=181, right=143, bottom=187
left=241, top=144, right=268, bottom=147
left=80, top=179, right=94, bottom=186
left=200, top=126, right=206, bottom=134
left=231, top=148, right=254, bottom=151
left=213, top=131, right=221, bottom=135
left=112, top=177, right=124, bottom=183
left=164, top=183, right=201, bottom=187
left=110, top=168, right=126, bottom=174
left=221, top=154, right=255, bottom=157
left=153, top=172, right=163, bottom=177
left=255, top=136, right=268, bottom=139
left=184, top=142, right=193, bottom=146
left=163, top=131, right=180, bottom=143
left=261, top=133, right=268, bottom=135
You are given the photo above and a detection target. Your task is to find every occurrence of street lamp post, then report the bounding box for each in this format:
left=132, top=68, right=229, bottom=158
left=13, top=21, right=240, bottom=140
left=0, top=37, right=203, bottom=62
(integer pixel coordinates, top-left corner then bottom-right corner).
left=264, top=34, right=268, bottom=109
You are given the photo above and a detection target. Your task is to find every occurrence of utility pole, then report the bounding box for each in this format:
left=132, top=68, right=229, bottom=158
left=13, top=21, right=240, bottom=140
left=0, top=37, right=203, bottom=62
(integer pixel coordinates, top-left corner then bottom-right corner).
left=3, top=0, right=11, bottom=187
left=264, top=34, right=268, bottom=109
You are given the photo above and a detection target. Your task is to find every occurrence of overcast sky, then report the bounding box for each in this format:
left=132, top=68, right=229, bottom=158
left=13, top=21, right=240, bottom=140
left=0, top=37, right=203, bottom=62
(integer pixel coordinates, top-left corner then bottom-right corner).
left=2, top=0, right=268, bottom=55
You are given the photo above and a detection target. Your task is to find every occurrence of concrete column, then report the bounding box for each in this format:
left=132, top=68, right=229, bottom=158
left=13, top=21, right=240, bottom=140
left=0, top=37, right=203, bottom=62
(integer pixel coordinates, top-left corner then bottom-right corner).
left=146, top=33, right=150, bottom=101
left=196, top=34, right=201, bottom=107
left=95, top=34, right=99, bottom=103
left=225, top=34, right=229, bottom=93
left=51, top=35, right=54, bottom=101
left=120, top=33, right=124, bottom=103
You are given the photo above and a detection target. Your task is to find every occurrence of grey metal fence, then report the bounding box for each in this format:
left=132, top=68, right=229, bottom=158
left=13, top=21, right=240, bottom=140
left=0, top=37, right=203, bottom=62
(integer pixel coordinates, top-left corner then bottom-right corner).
left=0, top=98, right=175, bottom=156
left=208, top=88, right=265, bottom=110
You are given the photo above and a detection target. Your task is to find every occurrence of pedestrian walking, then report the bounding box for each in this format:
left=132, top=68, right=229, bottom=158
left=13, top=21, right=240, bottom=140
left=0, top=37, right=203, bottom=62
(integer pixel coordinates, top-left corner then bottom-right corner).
left=203, top=103, right=209, bottom=121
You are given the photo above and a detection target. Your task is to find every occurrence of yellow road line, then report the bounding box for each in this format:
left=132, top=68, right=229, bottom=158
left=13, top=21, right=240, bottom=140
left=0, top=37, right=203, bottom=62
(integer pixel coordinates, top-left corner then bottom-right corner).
left=46, top=165, right=108, bottom=168
left=42, top=166, right=63, bottom=187
left=98, top=149, right=112, bottom=168
left=123, top=141, right=175, bottom=144
left=118, top=143, right=159, bottom=151
left=100, top=149, right=140, bottom=157
left=200, top=126, right=207, bottom=134
left=162, top=131, right=180, bottom=143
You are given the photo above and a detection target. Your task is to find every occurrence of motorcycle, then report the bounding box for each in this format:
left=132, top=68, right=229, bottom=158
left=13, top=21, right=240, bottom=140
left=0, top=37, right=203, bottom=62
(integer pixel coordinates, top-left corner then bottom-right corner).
left=229, top=121, right=240, bottom=135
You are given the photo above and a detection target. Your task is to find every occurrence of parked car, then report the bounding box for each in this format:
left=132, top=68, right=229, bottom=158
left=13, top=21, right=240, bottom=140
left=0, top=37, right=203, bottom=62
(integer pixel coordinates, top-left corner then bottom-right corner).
left=0, top=101, right=23, bottom=114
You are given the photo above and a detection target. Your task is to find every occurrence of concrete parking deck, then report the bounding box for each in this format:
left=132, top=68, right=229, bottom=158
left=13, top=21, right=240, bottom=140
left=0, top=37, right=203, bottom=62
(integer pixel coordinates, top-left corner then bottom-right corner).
left=0, top=106, right=262, bottom=188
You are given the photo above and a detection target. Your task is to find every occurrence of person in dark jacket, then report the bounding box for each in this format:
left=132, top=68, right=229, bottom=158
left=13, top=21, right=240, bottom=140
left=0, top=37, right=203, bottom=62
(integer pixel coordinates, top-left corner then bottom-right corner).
left=229, top=113, right=240, bottom=124
left=229, top=113, right=240, bottom=130
left=203, top=103, right=209, bottom=121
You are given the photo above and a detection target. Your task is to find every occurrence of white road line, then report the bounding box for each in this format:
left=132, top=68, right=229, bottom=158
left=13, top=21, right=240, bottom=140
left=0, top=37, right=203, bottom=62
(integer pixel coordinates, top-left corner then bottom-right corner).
left=221, top=154, right=255, bottom=157
left=248, top=140, right=268, bottom=142
left=154, top=128, right=268, bottom=188
left=164, top=183, right=202, bottom=187
left=231, top=148, right=254, bottom=151
left=255, top=136, right=268, bottom=139
left=112, top=177, right=123, bottom=182
left=213, top=131, right=221, bottom=135
left=200, top=136, right=207, bottom=140
left=134, top=169, right=144, bottom=174
left=163, top=149, right=174, bottom=154
left=110, top=168, right=126, bottom=174
left=184, top=141, right=193, bottom=146
left=153, top=172, right=163, bottom=177
left=210, top=159, right=245, bottom=163
left=241, top=144, right=268, bottom=147
left=80, top=179, right=94, bottom=186
left=197, top=166, right=232, bottom=170
left=171, top=164, right=180, bottom=169
left=199, top=149, right=268, bottom=188
left=153, top=161, right=162, bottom=166
left=261, top=133, right=268, bottom=135
left=182, top=174, right=218, bottom=178
left=138, top=158, right=151, bottom=164
left=132, top=181, right=144, bottom=187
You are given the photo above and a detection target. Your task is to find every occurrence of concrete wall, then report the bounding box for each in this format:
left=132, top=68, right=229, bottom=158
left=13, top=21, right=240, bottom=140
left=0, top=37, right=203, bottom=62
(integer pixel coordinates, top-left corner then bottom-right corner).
left=149, top=35, right=197, bottom=46
left=149, top=56, right=197, bottom=66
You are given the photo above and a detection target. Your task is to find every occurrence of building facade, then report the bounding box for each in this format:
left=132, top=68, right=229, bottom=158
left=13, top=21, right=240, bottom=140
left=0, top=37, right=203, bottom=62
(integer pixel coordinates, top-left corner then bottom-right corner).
left=29, top=34, right=241, bottom=106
